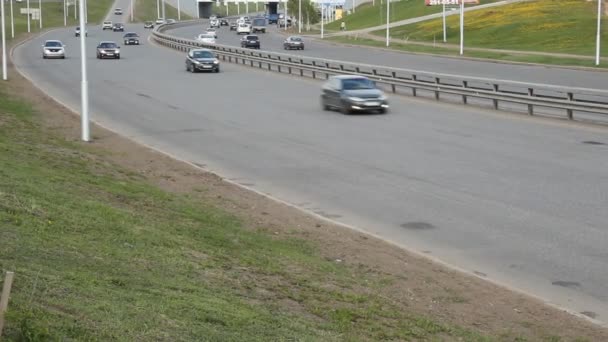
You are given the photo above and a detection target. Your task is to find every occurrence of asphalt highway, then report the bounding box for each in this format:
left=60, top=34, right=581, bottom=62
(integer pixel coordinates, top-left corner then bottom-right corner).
left=169, top=20, right=608, bottom=89
left=13, top=14, right=608, bottom=325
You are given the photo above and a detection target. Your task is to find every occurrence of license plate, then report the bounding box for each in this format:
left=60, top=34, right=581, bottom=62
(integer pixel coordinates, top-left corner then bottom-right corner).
left=106, top=53, right=114, bottom=56
left=365, top=101, right=379, bottom=106
left=202, top=65, right=212, bottom=68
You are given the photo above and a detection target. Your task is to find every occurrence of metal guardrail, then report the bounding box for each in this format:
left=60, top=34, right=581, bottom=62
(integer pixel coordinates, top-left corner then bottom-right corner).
left=152, top=22, right=608, bottom=121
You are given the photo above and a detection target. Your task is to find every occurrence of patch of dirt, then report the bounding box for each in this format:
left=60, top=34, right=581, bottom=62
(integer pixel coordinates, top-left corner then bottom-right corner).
left=5, top=50, right=608, bottom=340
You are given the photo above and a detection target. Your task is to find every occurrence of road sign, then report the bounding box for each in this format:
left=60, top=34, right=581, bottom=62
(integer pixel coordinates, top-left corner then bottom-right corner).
left=425, top=0, right=479, bottom=5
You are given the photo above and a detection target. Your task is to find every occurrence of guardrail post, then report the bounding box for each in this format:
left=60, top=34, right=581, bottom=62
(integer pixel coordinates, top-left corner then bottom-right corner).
left=391, top=72, right=396, bottom=93
left=435, top=78, right=441, bottom=100
left=527, top=88, right=534, bottom=115
left=288, top=58, right=292, bottom=74
left=356, top=67, right=360, bottom=74
left=462, top=81, right=468, bottom=104
left=340, top=65, right=344, bottom=72
left=300, top=59, right=304, bottom=76
left=312, top=61, right=316, bottom=79
left=412, top=75, right=417, bottom=97
left=326, top=63, right=330, bottom=79
left=492, top=84, right=499, bottom=110
left=567, top=92, right=574, bottom=120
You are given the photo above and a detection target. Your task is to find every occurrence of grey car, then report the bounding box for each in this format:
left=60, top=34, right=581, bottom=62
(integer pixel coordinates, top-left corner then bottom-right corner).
left=321, top=75, right=389, bottom=114
left=42, top=40, right=65, bottom=59
left=123, top=32, right=140, bottom=45
left=96, top=41, right=121, bottom=59
left=185, top=49, right=220, bottom=73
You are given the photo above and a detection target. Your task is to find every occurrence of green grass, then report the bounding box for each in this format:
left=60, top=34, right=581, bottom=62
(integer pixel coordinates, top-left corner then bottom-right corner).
left=372, top=0, right=608, bottom=55
left=0, top=85, right=496, bottom=340
left=326, top=0, right=501, bottom=31
left=133, top=0, right=193, bottom=22
left=5, top=0, right=113, bottom=39
left=328, top=35, right=608, bottom=68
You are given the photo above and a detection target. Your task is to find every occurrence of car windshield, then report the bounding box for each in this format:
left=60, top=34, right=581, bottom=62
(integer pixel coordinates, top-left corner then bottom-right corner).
left=290, top=37, right=302, bottom=42
left=200, top=34, right=214, bottom=39
left=99, top=43, right=117, bottom=48
left=192, top=51, right=214, bottom=58
left=246, top=36, right=258, bottom=41
left=145, top=21, right=152, bottom=24
left=125, top=33, right=138, bottom=37
left=45, top=41, right=62, bottom=47
left=342, top=78, right=376, bottom=90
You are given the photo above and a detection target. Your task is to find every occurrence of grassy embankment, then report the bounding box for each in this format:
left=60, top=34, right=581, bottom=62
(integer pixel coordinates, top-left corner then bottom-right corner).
left=338, top=0, right=608, bottom=67
left=4, top=0, right=114, bottom=37
left=326, top=0, right=501, bottom=31
left=0, top=85, right=494, bottom=340
left=133, top=0, right=193, bottom=22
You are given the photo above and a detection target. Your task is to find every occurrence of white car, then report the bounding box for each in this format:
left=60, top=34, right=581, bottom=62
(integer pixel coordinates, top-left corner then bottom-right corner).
left=102, top=21, right=113, bottom=30
left=155, top=18, right=165, bottom=25
left=210, top=19, right=220, bottom=28
left=114, top=8, right=123, bottom=15
left=236, top=23, right=251, bottom=35
left=195, top=33, right=216, bottom=44
left=42, top=40, right=65, bottom=59
left=205, top=27, right=218, bottom=38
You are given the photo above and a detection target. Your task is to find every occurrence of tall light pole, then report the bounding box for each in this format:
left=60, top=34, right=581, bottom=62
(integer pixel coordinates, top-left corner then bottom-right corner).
left=130, top=0, right=134, bottom=21
left=320, top=4, right=324, bottom=38
left=162, top=0, right=166, bottom=21
left=246, top=0, right=248, bottom=14
left=63, top=0, right=67, bottom=26
left=39, top=0, right=42, bottom=29
left=26, top=0, right=30, bottom=32
left=156, top=0, right=160, bottom=19
left=78, top=0, right=89, bottom=141
left=1, top=0, right=7, bottom=81
left=442, top=3, right=446, bottom=42
left=298, top=0, right=301, bottom=33
left=596, top=0, right=602, bottom=65
left=177, top=0, right=180, bottom=20
left=385, top=0, right=389, bottom=46
left=284, top=0, right=287, bottom=31
left=459, top=0, right=464, bottom=55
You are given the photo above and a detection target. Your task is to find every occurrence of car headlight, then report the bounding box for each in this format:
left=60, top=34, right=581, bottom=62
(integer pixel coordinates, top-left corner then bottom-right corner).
left=115, top=49, right=120, bottom=53
left=378, top=94, right=387, bottom=101
left=347, top=97, right=365, bottom=102
left=99, top=49, right=106, bottom=53
left=192, top=60, right=200, bottom=64
left=213, top=60, right=219, bottom=64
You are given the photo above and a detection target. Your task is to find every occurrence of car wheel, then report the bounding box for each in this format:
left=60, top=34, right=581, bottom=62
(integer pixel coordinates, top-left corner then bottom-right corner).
left=62, top=56, right=66, bottom=59
left=340, top=103, right=351, bottom=115
left=190, top=65, right=196, bottom=73
left=321, top=98, right=330, bottom=111
left=42, top=55, right=46, bottom=59
left=215, top=67, right=220, bottom=73
left=379, top=108, right=387, bottom=114
left=116, top=55, right=120, bottom=59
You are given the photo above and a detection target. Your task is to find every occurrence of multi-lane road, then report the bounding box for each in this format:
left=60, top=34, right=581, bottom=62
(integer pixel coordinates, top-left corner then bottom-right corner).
left=12, top=5, right=608, bottom=325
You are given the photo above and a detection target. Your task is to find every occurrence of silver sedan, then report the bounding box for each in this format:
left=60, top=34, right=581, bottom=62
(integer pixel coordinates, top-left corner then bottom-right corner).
left=42, top=40, right=65, bottom=59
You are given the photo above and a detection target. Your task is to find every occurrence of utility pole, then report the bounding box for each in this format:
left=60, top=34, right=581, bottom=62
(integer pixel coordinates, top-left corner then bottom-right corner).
left=385, top=0, right=389, bottom=46
left=596, top=0, right=602, bottom=65
left=64, top=0, right=67, bottom=26
left=442, top=3, right=446, bottom=42
left=1, top=0, right=7, bottom=80
left=27, top=0, right=30, bottom=32
left=39, top=0, right=42, bottom=29
left=459, top=0, right=464, bottom=55
left=298, top=0, right=301, bottom=33
left=78, top=0, right=89, bottom=141
left=10, top=0, right=14, bottom=38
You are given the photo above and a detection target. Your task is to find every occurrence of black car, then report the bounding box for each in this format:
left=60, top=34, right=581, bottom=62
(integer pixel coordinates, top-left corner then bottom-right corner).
left=96, top=41, right=120, bottom=59
left=321, top=75, right=389, bottom=114
left=220, top=19, right=229, bottom=26
left=284, top=36, right=304, bottom=50
left=123, top=32, right=140, bottom=45
left=229, top=21, right=237, bottom=31
left=240, top=35, right=260, bottom=49
left=112, top=23, right=125, bottom=32
left=185, top=48, right=220, bottom=73
left=144, top=21, right=154, bottom=29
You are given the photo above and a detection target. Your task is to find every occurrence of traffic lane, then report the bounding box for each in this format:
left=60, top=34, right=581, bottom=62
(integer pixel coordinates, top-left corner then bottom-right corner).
left=104, top=0, right=134, bottom=24
left=170, top=21, right=608, bottom=90
left=13, top=27, right=608, bottom=321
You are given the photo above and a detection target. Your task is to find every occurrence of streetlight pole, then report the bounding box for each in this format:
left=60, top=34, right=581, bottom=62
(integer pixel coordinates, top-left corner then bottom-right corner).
left=284, top=0, right=287, bottom=31
left=177, top=0, right=180, bottom=20
left=78, top=0, right=89, bottom=141
left=26, top=0, right=30, bottom=32
left=10, top=0, right=14, bottom=39
left=298, top=0, right=301, bottom=33
left=63, top=0, right=67, bottom=26
left=459, top=0, right=464, bottom=55
left=39, top=0, right=42, bottom=29
left=596, top=0, right=602, bottom=65
left=385, top=0, right=389, bottom=46
left=442, top=3, right=446, bottom=42
left=320, top=4, right=324, bottom=38
left=130, top=0, right=134, bottom=21
left=156, top=0, right=160, bottom=19
left=162, top=0, right=166, bottom=21
left=1, top=0, right=7, bottom=81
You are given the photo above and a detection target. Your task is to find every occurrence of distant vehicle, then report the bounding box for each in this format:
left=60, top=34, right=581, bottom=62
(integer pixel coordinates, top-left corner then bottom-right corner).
left=114, top=8, right=123, bottom=15
left=96, top=41, right=120, bottom=59
left=321, top=75, right=389, bottom=114
left=210, top=19, right=220, bottom=28
left=166, top=19, right=176, bottom=24
left=144, top=21, right=154, bottom=29
left=155, top=18, right=165, bottom=25
left=209, top=15, right=218, bottom=20
left=229, top=21, right=237, bottom=31
left=240, top=35, right=260, bottom=49
left=278, top=17, right=292, bottom=28
left=251, top=17, right=266, bottom=33
left=236, top=23, right=251, bottom=35
left=185, top=48, right=220, bottom=73
left=220, top=19, right=229, bottom=26
left=102, top=21, right=113, bottom=30
left=74, top=26, right=87, bottom=37
left=268, top=13, right=279, bottom=24
left=42, top=40, right=65, bottom=59
left=112, top=23, right=125, bottom=32
left=195, top=33, right=216, bottom=44
left=123, top=32, right=140, bottom=45
left=205, top=27, right=218, bottom=38
left=283, top=36, right=304, bottom=50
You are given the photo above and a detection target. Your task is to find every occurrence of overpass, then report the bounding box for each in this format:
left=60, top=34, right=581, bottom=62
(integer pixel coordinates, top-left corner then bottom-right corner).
left=196, top=0, right=287, bottom=18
